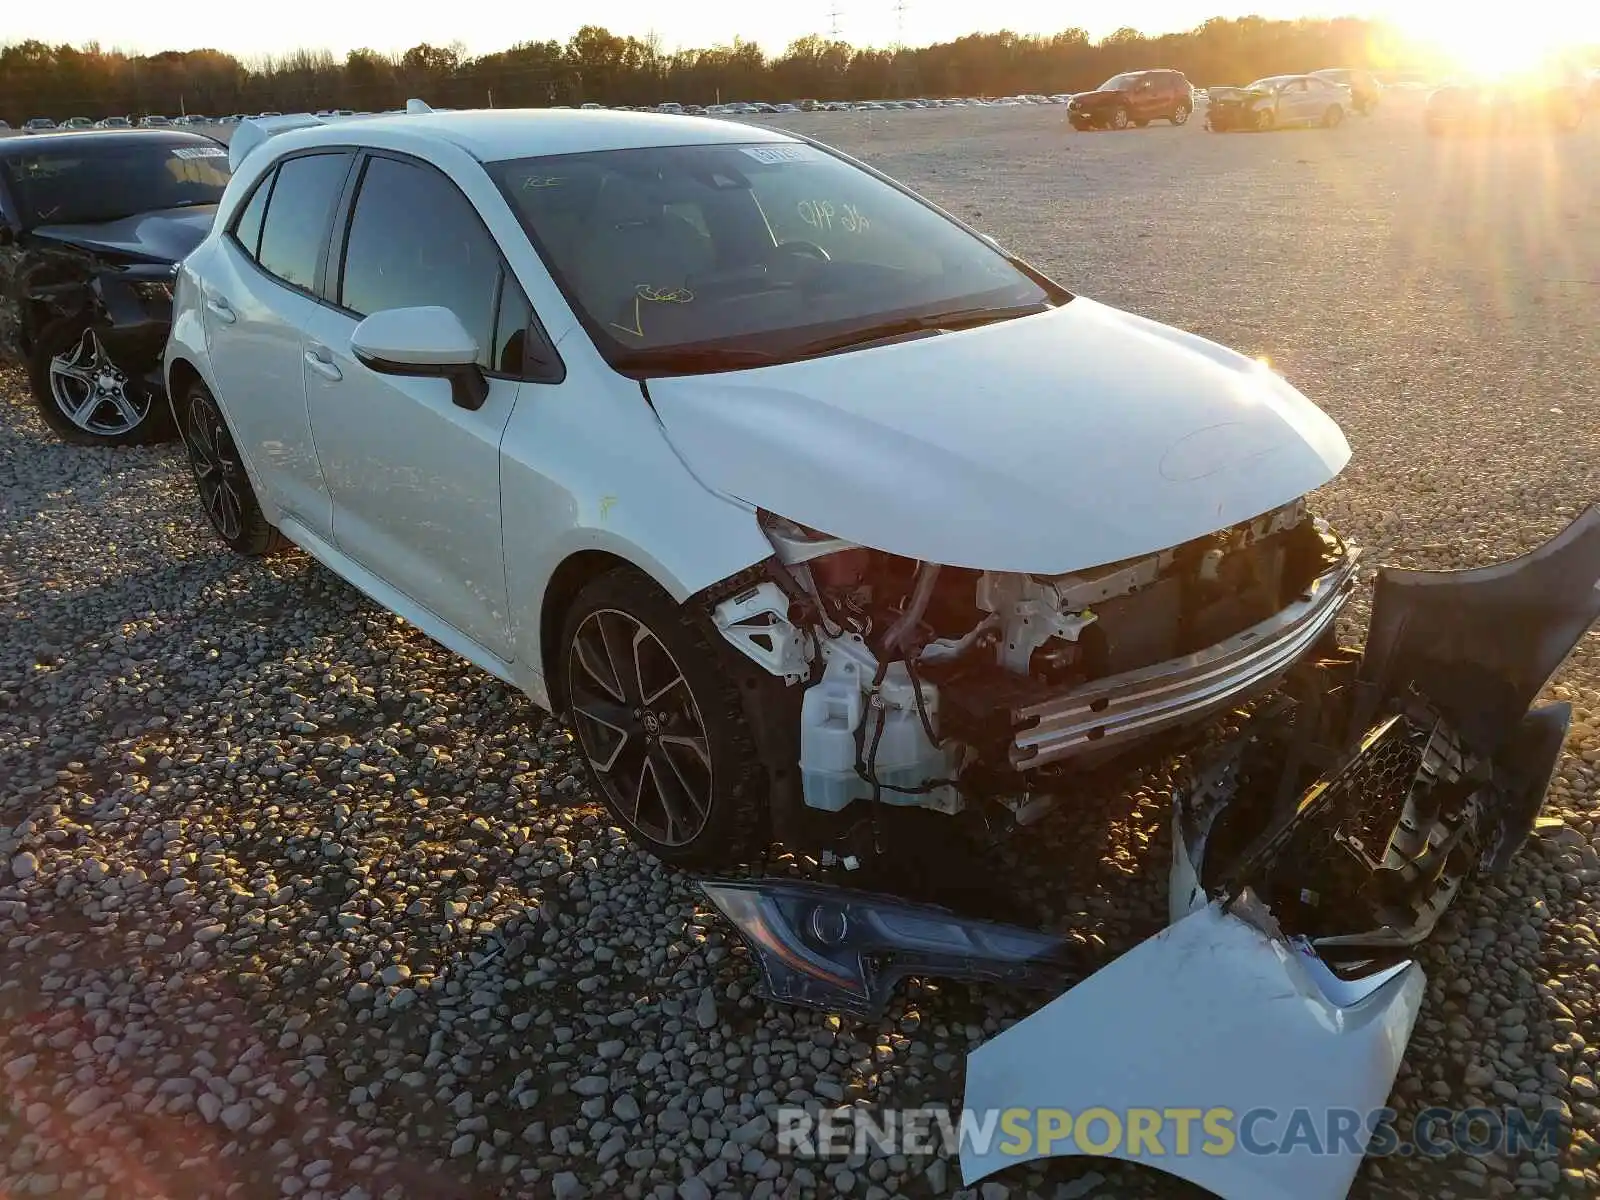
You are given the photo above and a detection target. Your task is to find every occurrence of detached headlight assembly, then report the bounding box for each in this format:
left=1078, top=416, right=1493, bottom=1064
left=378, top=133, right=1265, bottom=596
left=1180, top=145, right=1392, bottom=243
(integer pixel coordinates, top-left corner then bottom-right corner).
left=700, top=878, right=1081, bottom=1018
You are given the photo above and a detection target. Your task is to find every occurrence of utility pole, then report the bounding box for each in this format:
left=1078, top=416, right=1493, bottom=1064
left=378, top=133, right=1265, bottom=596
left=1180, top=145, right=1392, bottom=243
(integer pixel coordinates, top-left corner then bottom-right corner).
left=829, top=2, right=843, bottom=39
left=892, top=0, right=907, bottom=48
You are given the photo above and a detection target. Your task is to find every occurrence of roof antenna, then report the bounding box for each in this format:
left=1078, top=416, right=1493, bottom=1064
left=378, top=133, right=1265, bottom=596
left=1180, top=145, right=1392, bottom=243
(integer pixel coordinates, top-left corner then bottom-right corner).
left=405, top=98, right=434, bottom=114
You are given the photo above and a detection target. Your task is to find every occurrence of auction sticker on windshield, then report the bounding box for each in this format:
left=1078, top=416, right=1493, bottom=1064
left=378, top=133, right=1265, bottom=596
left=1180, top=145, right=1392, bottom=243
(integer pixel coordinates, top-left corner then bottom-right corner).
left=173, top=146, right=228, bottom=159
left=738, top=145, right=818, bottom=164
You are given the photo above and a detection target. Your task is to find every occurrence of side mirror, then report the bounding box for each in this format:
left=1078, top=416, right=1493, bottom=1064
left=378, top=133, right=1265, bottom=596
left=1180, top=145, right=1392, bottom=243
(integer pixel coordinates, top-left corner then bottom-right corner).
left=350, top=306, right=489, bottom=410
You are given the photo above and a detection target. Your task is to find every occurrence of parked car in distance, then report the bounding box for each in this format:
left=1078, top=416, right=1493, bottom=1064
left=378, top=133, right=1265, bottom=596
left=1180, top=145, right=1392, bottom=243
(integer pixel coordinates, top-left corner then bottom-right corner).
left=22, top=118, right=58, bottom=133
left=95, top=116, right=133, bottom=129
left=1425, top=73, right=1585, bottom=134
left=1067, top=69, right=1194, bottom=130
left=61, top=117, right=95, bottom=130
left=0, top=121, right=10, bottom=131
left=1205, top=75, right=1349, bottom=131
left=1310, top=68, right=1381, bottom=114
left=139, top=115, right=173, bottom=127
left=0, top=129, right=231, bottom=445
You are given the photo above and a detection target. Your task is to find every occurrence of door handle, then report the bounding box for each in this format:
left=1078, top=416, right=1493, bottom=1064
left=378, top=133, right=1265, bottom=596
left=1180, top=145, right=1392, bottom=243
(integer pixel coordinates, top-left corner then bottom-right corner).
left=203, top=290, right=236, bottom=324
left=304, top=345, right=342, bottom=382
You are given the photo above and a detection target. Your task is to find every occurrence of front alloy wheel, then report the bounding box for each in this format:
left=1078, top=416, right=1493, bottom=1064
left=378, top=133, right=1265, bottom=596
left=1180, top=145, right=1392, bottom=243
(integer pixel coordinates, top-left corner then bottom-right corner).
left=49, top=328, right=146, bottom=436
left=568, top=608, right=714, bottom=848
left=27, top=320, right=173, bottom=446
left=558, top=567, right=769, bottom=866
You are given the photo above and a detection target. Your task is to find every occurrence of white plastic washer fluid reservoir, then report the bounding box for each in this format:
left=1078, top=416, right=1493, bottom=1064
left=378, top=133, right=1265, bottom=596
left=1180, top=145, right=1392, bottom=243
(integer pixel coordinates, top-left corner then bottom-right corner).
left=798, top=637, right=960, bottom=814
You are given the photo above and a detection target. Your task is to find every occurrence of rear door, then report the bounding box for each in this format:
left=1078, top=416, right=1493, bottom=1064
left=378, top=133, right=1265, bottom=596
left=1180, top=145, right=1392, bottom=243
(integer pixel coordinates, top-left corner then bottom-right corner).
left=201, top=150, right=353, bottom=537
left=301, top=151, right=530, bottom=659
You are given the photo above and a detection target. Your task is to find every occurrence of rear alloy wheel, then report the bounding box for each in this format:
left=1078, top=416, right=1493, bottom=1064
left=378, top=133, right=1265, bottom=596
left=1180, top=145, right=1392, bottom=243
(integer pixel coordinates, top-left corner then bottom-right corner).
left=1171, top=103, right=1191, bottom=125
left=178, top=380, right=285, bottom=556
left=559, top=567, right=769, bottom=866
left=1109, top=105, right=1130, bottom=131
left=1255, top=107, right=1276, bottom=132
left=1323, top=105, right=1344, bottom=128
left=28, top=320, right=172, bottom=446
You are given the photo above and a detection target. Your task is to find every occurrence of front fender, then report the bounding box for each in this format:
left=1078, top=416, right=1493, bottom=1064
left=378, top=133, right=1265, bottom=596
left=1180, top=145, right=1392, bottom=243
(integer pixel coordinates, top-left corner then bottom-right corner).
left=960, top=900, right=1424, bottom=1200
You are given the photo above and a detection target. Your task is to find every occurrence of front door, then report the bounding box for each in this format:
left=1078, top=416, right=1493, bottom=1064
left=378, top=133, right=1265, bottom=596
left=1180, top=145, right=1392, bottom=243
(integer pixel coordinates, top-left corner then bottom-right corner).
left=302, top=152, right=525, bottom=660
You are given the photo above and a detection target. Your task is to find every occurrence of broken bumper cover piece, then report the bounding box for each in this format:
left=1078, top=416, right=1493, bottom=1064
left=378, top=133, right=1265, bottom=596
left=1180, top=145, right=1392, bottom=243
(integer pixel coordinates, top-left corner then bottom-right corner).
left=960, top=899, right=1426, bottom=1200
left=698, top=879, right=1079, bottom=1020
left=1013, top=551, right=1359, bottom=767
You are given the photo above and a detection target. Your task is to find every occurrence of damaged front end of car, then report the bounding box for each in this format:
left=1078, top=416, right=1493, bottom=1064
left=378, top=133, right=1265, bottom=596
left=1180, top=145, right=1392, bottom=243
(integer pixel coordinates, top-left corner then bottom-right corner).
left=700, top=504, right=1600, bottom=1200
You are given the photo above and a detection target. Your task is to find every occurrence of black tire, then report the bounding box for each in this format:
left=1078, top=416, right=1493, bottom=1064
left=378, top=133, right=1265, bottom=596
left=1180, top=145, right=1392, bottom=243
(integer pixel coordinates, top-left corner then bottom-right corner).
left=1171, top=102, right=1192, bottom=126
left=26, top=318, right=174, bottom=447
left=175, top=378, right=285, bottom=556
left=1323, top=105, right=1344, bottom=128
left=556, top=566, right=769, bottom=867
left=1255, top=107, right=1276, bottom=132
left=1132, top=117, right=1150, bottom=128
left=1108, top=104, right=1130, bottom=131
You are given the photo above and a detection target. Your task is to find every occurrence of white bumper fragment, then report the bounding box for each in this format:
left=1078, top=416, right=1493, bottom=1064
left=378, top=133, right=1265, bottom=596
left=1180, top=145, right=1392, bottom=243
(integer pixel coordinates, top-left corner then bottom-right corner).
left=960, top=900, right=1424, bottom=1200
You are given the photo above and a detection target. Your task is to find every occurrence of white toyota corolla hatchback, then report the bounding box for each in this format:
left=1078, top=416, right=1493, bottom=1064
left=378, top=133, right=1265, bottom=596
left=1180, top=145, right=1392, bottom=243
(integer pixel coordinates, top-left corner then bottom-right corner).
left=169, top=106, right=1599, bottom=1199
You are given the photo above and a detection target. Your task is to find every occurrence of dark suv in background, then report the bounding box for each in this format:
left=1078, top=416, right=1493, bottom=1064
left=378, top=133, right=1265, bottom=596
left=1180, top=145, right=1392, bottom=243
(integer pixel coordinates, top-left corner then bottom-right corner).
left=1068, top=69, right=1194, bottom=130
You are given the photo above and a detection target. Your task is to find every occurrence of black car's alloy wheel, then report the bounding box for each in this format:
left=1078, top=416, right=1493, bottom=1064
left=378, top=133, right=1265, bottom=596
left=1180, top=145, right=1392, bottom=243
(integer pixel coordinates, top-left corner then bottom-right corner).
left=27, top=319, right=173, bottom=446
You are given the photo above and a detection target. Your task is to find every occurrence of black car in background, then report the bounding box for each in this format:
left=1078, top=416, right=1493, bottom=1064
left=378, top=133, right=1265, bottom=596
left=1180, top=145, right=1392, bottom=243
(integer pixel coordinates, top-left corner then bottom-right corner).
left=1310, top=68, right=1382, bottom=114
left=1067, top=69, right=1194, bottom=130
left=0, top=130, right=230, bottom=445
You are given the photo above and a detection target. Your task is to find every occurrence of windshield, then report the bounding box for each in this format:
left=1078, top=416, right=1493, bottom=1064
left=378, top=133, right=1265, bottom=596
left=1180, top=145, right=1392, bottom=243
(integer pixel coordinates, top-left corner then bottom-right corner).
left=1100, top=74, right=1143, bottom=91
left=1247, top=77, right=1291, bottom=91
left=491, top=142, right=1054, bottom=373
left=4, top=138, right=230, bottom=226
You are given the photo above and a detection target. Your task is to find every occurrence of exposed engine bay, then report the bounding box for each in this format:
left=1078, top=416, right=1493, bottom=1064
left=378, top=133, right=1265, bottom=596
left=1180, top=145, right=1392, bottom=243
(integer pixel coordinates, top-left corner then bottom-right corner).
left=696, top=504, right=1600, bottom=1200
left=709, top=496, right=1352, bottom=826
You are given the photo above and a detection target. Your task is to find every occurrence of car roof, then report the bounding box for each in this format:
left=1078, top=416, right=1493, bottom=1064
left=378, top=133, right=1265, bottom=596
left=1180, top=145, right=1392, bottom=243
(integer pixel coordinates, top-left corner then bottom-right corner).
left=0, top=128, right=221, bottom=158
left=261, top=108, right=800, bottom=166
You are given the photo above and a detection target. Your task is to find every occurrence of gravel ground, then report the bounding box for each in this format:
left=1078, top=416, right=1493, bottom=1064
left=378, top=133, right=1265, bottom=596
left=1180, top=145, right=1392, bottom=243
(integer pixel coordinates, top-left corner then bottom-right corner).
left=3, top=99, right=1600, bottom=1200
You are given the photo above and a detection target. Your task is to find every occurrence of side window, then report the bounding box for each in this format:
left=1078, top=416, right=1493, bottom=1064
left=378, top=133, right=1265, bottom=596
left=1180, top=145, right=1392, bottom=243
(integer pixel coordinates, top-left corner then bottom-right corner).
left=338, top=155, right=500, bottom=370
left=256, top=152, right=351, bottom=291
left=230, top=171, right=273, bottom=259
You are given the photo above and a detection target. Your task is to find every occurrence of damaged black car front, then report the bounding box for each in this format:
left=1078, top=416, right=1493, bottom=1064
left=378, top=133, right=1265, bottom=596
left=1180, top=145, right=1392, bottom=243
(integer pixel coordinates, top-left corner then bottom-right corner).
left=0, top=129, right=230, bottom=446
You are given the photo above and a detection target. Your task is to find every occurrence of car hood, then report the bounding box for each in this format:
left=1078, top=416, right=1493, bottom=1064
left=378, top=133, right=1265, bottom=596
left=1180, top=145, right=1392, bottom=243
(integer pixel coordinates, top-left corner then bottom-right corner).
left=1069, top=89, right=1123, bottom=103
left=29, top=204, right=218, bottom=265
left=1207, top=86, right=1268, bottom=102
left=647, top=298, right=1352, bottom=575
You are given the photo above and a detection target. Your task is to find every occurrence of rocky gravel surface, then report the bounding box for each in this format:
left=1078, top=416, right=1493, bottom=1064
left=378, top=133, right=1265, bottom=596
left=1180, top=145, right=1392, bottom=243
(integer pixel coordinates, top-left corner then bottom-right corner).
left=3, top=100, right=1600, bottom=1200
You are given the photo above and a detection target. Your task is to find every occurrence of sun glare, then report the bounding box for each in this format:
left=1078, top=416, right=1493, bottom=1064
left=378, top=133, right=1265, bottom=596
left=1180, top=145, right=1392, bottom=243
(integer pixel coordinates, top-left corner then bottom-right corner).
left=1385, top=3, right=1593, bottom=79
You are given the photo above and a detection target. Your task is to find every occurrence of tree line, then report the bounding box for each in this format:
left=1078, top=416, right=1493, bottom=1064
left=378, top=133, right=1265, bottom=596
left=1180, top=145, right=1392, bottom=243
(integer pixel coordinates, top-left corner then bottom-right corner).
left=0, top=17, right=1580, bottom=124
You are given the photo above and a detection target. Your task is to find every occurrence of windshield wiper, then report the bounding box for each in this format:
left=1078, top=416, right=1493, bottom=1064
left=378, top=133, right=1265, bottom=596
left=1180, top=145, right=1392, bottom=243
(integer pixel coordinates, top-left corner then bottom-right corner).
left=781, top=302, right=1052, bottom=360
left=611, top=345, right=783, bottom=377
